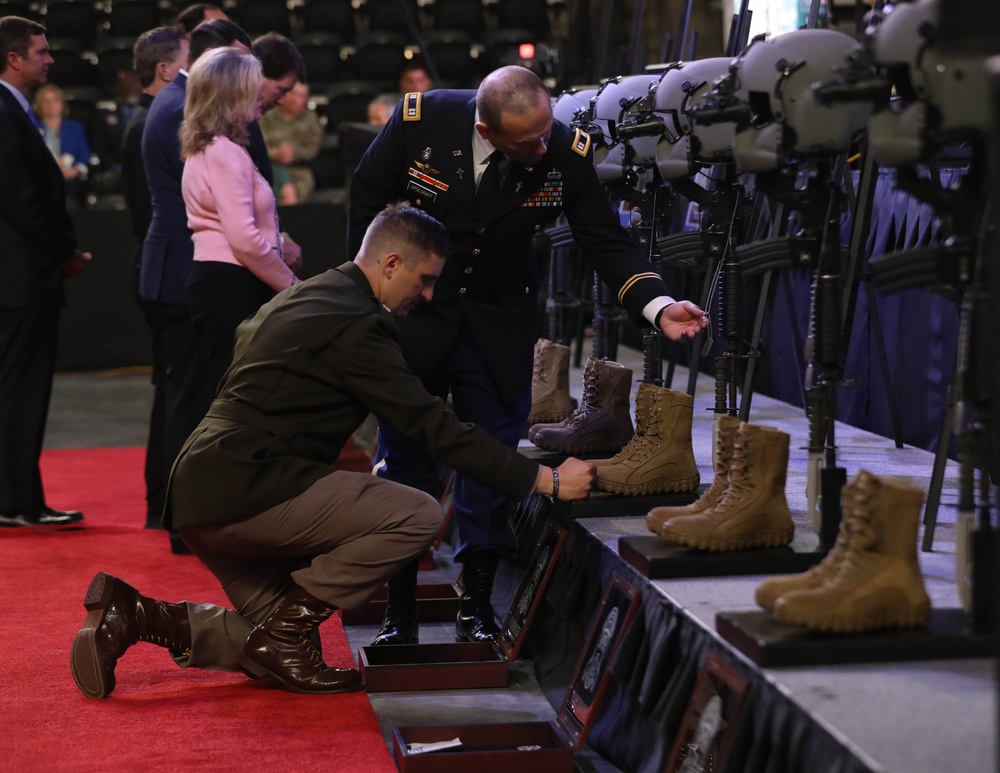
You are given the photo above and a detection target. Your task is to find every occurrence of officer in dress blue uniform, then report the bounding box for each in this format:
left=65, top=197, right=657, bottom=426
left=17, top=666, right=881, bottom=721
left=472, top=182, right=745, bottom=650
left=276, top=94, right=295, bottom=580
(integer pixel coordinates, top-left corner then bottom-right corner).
left=348, top=66, right=707, bottom=644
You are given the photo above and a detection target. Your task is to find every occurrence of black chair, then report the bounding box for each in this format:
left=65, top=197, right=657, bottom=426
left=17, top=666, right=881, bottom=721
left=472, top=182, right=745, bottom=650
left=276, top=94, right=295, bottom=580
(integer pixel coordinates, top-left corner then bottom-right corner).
left=427, top=0, right=485, bottom=36
left=493, top=0, right=551, bottom=39
left=421, top=30, right=474, bottom=88
left=43, top=0, right=104, bottom=48
left=322, top=80, right=383, bottom=125
left=96, top=38, right=136, bottom=95
left=106, top=0, right=164, bottom=38
left=234, top=0, right=293, bottom=37
left=293, top=32, right=345, bottom=89
left=359, top=0, right=421, bottom=38
left=348, top=31, right=407, bottom=87
left=46, top=41, right=102, bottom=91
left=310, top=133, right=346, bottom=190
left=0, top=1, right=39, bottom=21
left=299, top=0, right=356, bottom=41
left=478, top=28, right=536, bottom=76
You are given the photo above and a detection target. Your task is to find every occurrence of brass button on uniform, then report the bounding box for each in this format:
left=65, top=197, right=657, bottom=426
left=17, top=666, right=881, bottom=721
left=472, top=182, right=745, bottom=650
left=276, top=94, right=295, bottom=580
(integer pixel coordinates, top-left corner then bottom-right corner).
left=464, top=267, right=473, bottom=274
left=534, top=224, right=541, bottom=231
left=471, top=248, right=481, bottom=255
left=459, top=287, right=467, bottom=294
left=415, top=199, right=422, bottom=206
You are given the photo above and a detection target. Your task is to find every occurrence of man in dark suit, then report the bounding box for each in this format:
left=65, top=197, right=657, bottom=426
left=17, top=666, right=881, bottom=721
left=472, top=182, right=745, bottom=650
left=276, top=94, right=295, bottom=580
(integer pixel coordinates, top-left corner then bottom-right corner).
left=139, top=18, right=251, bottom=551
left=0, top=16, right=91, bottom=528
left=348, top=65, right=708, bottom=644
left=70, top=203, right=595, bottom=699
left=121, top=25, right=188, bottom=528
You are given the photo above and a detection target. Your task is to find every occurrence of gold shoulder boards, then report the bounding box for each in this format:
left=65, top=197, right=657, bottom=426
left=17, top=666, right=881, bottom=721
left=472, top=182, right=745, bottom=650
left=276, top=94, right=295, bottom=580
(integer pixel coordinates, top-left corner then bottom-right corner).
left=571, top=128, right=591, bottom=157
left=403, top=92, right=422, bottom=121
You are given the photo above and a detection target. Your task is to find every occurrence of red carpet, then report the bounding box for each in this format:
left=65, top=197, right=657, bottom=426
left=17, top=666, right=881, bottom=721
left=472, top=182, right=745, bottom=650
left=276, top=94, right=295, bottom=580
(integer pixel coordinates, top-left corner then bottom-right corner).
left=0, top=447, right=396, bottom=773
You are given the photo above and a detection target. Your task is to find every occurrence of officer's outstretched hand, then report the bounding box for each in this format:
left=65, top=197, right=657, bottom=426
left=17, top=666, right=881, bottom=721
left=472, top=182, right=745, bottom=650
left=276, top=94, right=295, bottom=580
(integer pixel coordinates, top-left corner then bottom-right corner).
left=658, top=300, right=709, bottom=341
left=534, top=458, right=594, bottom=501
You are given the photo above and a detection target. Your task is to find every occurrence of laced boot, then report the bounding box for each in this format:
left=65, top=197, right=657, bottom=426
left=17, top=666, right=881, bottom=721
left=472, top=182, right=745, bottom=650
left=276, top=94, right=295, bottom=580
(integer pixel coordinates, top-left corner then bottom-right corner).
left=370, top=557, right=419, bottom=645
left=661, top=422, right=794, bottom=551
left=71, top=572, right=192, bottom=699
left=528, top=358, right=634, bottom=454
left=772, top=471, right=931, bottom=632
left=455, top=551, right=500, bottom=642
left=244, top=585, right=362, bottom=694
left=592, top=384, right=700, bottom=496
left=755, top=471, right=861, bottom=612
left=646, top=413, right=740, bottom=534
left=527, top=339, right=572, bottom=425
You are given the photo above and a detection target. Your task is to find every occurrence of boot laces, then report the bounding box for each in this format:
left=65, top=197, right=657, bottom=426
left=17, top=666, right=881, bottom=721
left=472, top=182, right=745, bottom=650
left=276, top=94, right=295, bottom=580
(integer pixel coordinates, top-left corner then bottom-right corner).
left=566, top=367, right=601, bottom=425
left=718, top=435, right=751, bottom=505
left=532, top=346, right=547, bottom=384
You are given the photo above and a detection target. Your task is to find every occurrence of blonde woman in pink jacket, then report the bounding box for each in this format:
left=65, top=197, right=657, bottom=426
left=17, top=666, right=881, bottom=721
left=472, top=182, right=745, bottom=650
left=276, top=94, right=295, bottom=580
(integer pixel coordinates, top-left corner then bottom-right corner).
left=180, top=47, right=300, bottom=391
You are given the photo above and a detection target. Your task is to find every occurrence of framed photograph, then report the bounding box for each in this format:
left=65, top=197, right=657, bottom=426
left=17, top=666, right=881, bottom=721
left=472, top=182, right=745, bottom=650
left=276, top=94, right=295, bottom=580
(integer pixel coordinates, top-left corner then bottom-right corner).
left=556, top=571, right=642, bottom=749
left=499, top=519, right=568, bottom=661
left=664, top=654, right=751, bottom=773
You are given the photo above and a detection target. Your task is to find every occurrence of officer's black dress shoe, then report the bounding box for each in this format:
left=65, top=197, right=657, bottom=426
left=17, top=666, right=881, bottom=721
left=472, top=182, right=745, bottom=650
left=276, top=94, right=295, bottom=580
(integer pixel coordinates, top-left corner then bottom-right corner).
left=0, top=512, right=31, bottom=527
left=0, top=506, right=83, bottom=526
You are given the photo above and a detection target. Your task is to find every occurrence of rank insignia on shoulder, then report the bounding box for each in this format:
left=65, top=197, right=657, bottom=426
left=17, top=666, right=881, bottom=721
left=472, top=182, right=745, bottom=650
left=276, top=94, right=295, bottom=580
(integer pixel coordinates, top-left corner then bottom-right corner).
left=403, top=92, right=422, bottom=121
left=571, top=128, right=591, bottom=157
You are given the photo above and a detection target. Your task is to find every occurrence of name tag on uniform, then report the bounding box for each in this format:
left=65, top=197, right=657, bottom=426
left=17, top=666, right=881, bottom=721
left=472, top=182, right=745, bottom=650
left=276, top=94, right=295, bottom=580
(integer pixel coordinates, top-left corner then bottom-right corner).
left=406, top=179, right=438, bottom=202
left=521, top=181, right=563, bottom=207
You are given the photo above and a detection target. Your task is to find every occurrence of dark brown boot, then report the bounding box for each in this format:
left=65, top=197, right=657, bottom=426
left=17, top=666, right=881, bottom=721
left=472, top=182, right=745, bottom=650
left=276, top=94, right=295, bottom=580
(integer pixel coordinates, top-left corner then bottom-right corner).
left=455, top=551, right=500, bottom=642
left=244, top=586, right=362, bottom=694
left=528, top=357, right=634, bottom=454
left=370, top=557, right=419, bottom=645
left=71, top=572, right=191, bottom=699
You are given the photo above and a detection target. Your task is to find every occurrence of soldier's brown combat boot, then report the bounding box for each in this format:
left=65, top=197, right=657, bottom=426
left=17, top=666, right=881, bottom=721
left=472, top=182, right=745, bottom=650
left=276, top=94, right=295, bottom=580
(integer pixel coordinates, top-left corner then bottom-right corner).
left=646, top=413, right=740, bottom=535
left=528, top=357, right=634, bottom=454
left=527, top=339, right=572, bottom=425
left=772, top=471, right=930, bottom=632
left=592, top=383, right=700, bottom=496
left=754, top=471, right=861, bottom=612
left=661, top=422, right=794, bottom=551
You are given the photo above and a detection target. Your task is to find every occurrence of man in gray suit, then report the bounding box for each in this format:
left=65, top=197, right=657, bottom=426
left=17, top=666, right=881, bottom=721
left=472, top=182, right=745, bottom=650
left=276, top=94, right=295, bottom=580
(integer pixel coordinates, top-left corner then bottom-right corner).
left=71, top=203, right=594, bottom=698
left=0, top=16, right=90, bottom=528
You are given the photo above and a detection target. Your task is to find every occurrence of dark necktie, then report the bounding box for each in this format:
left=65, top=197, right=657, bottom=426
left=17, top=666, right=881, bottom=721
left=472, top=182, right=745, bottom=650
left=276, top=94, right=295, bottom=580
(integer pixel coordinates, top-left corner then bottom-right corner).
left=476, top=150, right=503, bottom=214
left=28, top=107, right=43, bottom=133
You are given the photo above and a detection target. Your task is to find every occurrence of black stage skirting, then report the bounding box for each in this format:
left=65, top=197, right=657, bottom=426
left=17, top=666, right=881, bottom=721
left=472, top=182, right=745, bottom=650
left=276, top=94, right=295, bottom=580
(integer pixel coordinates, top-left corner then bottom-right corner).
left=493, top=495, right=980, bottom=773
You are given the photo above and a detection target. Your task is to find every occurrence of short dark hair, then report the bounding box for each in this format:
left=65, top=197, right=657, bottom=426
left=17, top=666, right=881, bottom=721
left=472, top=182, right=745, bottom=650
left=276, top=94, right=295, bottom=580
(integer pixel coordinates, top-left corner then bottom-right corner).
left=132, top=25, right=186, bottom=88
left=360, top=202, right=450, bottom=265
left=188, top=18, right=251, bottom=67
left=252, top=32, right=305, bottom=83
left=175, top=4, right=225, bottom=34
left=0, top=16, right=46, bottom=75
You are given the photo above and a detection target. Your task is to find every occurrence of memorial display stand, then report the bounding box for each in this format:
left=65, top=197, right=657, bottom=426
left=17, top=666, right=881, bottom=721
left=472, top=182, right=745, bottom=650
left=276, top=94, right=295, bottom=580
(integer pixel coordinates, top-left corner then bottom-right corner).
left=716, top=607, right=994, bottom=668
left=390, top=570, right=641, bottom=771
left=359, top=517, right=569, bottom=693
left=618, top=532, right=826, bottom=580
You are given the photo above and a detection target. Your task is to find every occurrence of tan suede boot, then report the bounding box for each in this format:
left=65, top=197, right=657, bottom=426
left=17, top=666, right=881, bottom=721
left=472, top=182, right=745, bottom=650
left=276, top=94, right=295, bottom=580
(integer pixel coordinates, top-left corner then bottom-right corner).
left=660, top=422, right=794, bottom=551
left=771, top=471, right=930, bottom=632
left=528, top=357, right=634, bottom=454
left=754, top=470, right=861, bottom=611
left=646, top=413, right=740, bottom=535
left=592, top=384, right=700, bottom=496
left=527, top=339, right=572, bottom=425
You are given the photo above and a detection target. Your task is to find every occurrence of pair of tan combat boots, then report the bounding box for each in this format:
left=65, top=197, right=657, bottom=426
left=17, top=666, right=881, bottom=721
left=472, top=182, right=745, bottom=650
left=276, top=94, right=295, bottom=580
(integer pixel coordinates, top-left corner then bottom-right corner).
left=528, top=348, right=699, bottom=496
left=754, top=469, right=931, bottom=633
